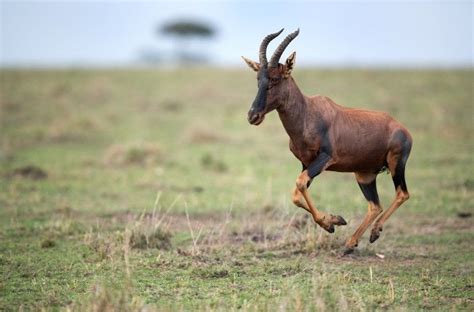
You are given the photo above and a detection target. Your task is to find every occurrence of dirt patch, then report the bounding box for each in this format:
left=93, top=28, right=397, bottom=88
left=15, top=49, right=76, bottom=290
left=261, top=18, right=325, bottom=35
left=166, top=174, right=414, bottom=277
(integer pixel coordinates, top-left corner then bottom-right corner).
left=80, top=207, right=474, bottom=263
left=457, top=212, right=472, bottom=219
left=230, top=228, right=282, bottom=244
left=8, top=165, right=48, bottom=180
left=90, top=209, right=348, bottom=256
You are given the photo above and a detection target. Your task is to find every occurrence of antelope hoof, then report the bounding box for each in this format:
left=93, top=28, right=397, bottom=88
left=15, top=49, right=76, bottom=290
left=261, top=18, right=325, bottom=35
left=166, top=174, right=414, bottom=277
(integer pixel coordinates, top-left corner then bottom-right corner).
left=324, top=224, right=335, bottom=233
left=370, top=226, right=382, bottom=243
left=321, top=215, right=346, bottom=233
left=342, top=247, right=354, bottom=256
left=333, top=215, right=347, bottom=226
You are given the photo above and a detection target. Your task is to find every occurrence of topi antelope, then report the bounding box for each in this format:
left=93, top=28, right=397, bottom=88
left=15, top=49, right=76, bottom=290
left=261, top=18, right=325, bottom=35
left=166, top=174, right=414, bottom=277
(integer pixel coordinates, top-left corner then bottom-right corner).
left=242, top=29, right=412, bottom=254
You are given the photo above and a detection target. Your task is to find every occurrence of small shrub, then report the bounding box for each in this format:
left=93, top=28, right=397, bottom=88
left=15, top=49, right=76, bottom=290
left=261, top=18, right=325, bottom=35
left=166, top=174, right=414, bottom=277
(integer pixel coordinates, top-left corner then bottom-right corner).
left=9, top=165, right=47, bottom=180
left=200, top=153, right=228, bottom=172
left=103, top=142, right=161, bottom=167
left=194, top=267, right=229, bottom=279
left=40, top=239, right=56, bottom=249
left=83, top=231, right=120, bottom=260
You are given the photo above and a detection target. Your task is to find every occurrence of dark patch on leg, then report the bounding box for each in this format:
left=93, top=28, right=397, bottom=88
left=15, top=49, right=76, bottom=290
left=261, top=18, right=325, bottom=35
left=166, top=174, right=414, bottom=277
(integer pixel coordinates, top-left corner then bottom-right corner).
left=392, top=165, right=407, bottom=192
left=358, top=180, right=380, bottom=205
left=307, top=152, right=331, bottom=179
left=390, top=129, right=412, bottom=192
left=392, top=152, right=410, bottom=193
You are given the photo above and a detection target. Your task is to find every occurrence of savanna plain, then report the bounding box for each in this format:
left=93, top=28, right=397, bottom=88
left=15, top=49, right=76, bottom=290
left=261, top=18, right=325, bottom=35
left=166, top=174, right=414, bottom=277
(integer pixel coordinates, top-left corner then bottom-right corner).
left=0, top=68, right=473, bottom=311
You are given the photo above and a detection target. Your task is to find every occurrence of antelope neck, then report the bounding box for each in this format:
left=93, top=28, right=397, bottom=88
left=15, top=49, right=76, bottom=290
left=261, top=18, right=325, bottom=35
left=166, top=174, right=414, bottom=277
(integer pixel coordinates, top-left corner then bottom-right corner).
left=276, top=77, right=308, bottom=139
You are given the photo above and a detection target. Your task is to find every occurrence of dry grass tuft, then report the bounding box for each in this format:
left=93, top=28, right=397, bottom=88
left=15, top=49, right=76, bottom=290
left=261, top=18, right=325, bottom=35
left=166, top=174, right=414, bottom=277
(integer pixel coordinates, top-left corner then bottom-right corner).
left=84, top=222, right=172, bottom=260
left=41, top=218, right=85, bottom=237
left=128, top=216, right=172, bottom=250
left=178, top=207, right=348, bottom=256
left=84, top=194, right=175, bottom=259
left=47, top=116, right=101, bottom=142
left=83, top=230, right=120, bottom=261
left=102, top=142, right=162, bottom=167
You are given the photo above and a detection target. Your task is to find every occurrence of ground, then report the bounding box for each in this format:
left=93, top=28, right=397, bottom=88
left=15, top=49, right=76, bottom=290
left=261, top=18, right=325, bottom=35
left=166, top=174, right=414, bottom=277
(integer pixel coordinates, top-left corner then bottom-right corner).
left=0, top=68, right=473, bottom=310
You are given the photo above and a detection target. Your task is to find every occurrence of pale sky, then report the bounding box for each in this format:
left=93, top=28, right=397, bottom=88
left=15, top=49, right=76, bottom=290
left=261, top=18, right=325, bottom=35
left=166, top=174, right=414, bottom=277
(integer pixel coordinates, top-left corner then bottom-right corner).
left=1, top=1, right=472, bottom=67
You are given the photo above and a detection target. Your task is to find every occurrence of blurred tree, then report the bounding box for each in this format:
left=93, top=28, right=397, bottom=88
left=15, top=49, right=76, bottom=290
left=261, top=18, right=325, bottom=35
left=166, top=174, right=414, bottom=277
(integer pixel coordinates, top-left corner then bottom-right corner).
left=138, top=49, right=162, bottom=65
left=161, top=21, right=214, bottom=38
left=160, top=20, right=215, bottom=64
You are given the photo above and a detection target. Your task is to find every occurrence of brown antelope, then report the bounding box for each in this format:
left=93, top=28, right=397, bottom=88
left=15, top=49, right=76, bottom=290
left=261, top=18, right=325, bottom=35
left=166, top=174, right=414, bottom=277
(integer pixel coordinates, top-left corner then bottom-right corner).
left=242, top=29, right=412, bottom=254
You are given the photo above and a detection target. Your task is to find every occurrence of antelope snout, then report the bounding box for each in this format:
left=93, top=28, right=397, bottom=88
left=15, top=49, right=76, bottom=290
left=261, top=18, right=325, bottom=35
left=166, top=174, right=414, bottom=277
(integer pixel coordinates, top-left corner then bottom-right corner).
left=248, top=110, right=264, bottom=125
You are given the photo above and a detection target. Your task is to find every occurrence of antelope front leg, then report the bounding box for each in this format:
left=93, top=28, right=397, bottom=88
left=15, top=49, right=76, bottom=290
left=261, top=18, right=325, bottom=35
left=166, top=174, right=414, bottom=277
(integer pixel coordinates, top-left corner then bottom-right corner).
left=292, top=187, right=312, bottom=213
left=295, top=153, right=347, bottom=233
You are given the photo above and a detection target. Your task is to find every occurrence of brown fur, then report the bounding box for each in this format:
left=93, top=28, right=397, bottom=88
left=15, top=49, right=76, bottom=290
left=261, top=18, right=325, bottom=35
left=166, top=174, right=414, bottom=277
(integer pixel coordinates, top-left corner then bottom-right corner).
left=271, top=72, right=411, bottom=172
left=243, top=33, right=412, bottom=253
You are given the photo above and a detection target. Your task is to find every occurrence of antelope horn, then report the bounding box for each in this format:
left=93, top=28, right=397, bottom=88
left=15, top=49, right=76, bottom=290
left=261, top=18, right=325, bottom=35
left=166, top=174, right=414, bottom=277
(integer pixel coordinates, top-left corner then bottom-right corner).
left=269, top=28, right=300, bottom=67
left=259, top=28, right=284, bottom=67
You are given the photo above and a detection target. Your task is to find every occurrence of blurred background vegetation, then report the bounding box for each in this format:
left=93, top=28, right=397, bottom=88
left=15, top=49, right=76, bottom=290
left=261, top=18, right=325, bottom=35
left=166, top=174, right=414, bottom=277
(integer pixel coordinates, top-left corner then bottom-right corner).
left=1, top=1, right=472, bottom=310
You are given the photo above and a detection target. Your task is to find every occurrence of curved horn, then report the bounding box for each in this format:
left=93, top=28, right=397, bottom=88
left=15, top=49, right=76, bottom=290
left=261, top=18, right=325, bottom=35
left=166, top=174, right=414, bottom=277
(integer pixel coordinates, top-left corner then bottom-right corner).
left=269, top=28, right=300, bottom=67
left=259, top=28, right=284, bottom=67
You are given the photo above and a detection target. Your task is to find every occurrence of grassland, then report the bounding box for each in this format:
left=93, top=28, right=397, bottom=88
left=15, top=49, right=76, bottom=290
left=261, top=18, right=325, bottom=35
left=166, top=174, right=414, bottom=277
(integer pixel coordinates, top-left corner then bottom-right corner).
left=0, top=68, right=473, bottom=310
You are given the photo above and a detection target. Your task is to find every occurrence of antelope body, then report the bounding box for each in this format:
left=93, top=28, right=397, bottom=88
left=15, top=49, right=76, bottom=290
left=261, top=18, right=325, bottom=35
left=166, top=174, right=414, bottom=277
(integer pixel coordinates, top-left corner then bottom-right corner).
left=242, top=29, right=412, bottom=254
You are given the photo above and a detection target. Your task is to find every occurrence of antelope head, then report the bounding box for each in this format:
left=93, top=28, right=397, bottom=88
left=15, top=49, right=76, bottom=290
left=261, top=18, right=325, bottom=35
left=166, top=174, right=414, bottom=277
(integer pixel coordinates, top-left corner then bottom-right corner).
left=242, top=28, right=299, bottom=125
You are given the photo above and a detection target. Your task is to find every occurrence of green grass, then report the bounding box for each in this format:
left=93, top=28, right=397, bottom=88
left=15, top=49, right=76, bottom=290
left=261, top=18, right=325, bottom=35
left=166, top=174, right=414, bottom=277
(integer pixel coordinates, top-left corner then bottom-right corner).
left=1, top=68, right=473, bottom=310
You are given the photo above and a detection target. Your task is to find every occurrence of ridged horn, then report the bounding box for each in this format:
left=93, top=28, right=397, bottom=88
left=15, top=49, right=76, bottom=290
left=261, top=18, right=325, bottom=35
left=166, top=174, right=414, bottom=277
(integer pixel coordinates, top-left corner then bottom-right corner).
left=259, top=28, right=284, bottom=67
left=269, top=28, right=300, bottom=67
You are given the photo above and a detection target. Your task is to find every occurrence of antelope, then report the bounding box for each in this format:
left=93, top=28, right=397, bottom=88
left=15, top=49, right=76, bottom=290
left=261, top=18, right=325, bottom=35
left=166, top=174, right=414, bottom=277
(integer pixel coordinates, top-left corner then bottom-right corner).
left=242, top=29, right=412, bottom=254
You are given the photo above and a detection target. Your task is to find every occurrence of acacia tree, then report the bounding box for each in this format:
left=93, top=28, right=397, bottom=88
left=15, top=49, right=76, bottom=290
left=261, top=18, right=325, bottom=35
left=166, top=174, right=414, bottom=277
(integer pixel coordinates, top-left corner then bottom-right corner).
left=160, top=20, right=215, bottom=63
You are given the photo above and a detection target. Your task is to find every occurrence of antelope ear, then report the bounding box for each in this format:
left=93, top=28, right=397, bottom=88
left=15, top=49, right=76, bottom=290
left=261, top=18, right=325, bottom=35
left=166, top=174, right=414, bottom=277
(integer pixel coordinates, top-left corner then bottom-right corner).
left=241, top=56, right=260, bottom=72
left=284, top=51, right=296, bottom=77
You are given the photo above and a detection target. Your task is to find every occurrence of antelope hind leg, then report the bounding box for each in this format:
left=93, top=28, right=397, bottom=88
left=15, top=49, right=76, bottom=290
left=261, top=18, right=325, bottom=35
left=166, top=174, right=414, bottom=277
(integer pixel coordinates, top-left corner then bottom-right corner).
left=343, top=173, right=382, bottom=255
left=370, top=132, right=412, bottom=243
